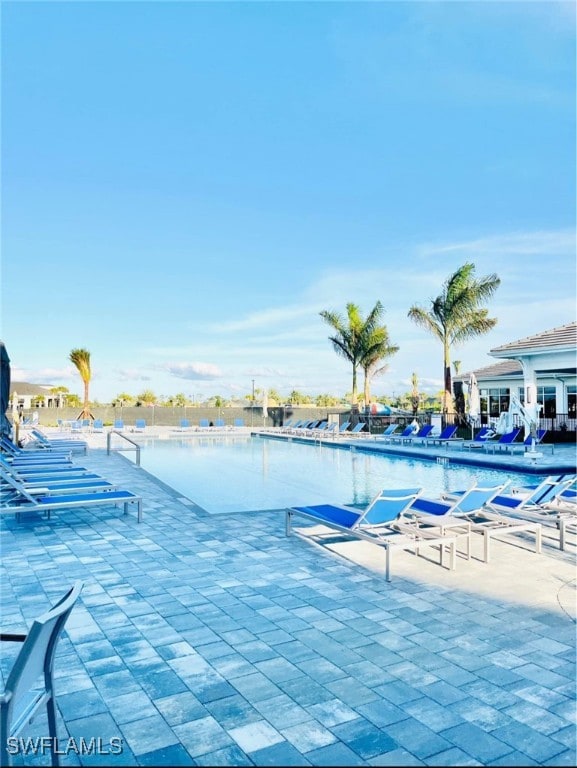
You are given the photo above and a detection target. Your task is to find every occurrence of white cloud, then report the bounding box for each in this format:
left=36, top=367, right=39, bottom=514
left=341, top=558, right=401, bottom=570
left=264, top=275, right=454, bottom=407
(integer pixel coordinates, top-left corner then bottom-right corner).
left=114, top=368, right=153, bottom=383
left=12, top=366, right=77, bottom=385
left=165, top=362, right=223, bottom=381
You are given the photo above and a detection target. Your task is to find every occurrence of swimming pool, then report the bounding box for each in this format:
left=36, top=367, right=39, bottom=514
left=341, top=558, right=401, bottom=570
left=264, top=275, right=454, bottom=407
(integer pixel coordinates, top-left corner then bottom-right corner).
left=122, top=435, right=540, bottom=515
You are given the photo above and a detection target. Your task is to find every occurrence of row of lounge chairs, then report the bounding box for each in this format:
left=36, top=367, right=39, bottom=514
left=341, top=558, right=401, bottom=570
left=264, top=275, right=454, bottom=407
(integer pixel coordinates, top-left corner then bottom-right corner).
left=272, top=419, right=367, bottom=438
left=375, top=423, right=552, bottom=454
left=376, top=424, right=461, bottom=446
left=285, top=475, right=576, bottom=581
left=0, top=434, right=142, bottom=523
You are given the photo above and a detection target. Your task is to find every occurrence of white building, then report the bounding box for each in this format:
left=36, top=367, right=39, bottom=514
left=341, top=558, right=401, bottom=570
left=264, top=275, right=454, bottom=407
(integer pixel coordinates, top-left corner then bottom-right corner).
left=456, top=322, right=576, bottom=433
left=9, top=382, right=68, bottom=410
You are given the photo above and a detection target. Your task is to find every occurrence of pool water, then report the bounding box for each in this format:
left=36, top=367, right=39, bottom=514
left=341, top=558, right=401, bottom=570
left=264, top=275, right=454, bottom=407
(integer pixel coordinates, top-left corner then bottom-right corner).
left=122, top=435, right=540, bottom=515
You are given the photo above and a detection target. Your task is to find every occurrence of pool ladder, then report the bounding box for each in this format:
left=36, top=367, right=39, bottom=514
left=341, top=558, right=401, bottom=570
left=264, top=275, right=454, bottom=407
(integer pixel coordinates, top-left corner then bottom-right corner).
left=107, top=430, right=142, bottom=467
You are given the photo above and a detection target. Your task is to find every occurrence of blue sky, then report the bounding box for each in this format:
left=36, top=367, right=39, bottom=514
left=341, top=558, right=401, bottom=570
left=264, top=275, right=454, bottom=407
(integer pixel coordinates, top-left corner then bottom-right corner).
left=2, top=0, right=575, bottom=403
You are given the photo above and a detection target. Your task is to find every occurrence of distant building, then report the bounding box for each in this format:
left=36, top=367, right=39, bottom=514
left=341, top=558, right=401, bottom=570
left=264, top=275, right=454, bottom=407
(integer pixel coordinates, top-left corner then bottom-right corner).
left=455, top=322, right=576, bottom=430
left=9, top=382, right=67, bottom=409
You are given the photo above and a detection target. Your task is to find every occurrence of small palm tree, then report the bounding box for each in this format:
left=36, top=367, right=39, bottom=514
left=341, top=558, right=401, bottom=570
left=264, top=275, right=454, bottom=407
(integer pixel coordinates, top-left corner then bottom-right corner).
left=410, top=372, right=420, bottom=417
left=408, top=262, right=500, bottom=417
left=69, top=348, right=93, bottom=420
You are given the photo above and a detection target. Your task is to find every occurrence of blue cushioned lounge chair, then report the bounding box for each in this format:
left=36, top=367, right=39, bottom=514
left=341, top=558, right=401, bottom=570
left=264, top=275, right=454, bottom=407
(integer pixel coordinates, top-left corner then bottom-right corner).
left=31, top=429, right=87, bottom=453
left=462, top=426, right=494, bottom=450
left=1, top=466, right=117, bottom=497
left=344, top=423, right=366, bottom=438
left=374, top=424, right=399, bottom=441
left=386, top=425, right=415, bottom=443
left=286, top=487, right=467, bottom=580
left=423, top=425, right=460, bottom=446
left=402, top=424, right=435, bottom=444
left=481, top=428, right=521, bottom=453
left=502, top=430, right=551, bottom=454
left=1, top=477, right=142, bottom=523
left=446, top=476, right=575, bottom=553
left=403, top=481, right=541, bottom=562
left=336, top=421, right=351, bottom=435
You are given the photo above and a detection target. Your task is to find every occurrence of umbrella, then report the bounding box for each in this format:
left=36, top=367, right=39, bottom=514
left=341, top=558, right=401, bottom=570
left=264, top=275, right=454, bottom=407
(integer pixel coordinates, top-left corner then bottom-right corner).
left=467, top=373, right=480, bottom=438
left=0, top=341, right=12, bottom=438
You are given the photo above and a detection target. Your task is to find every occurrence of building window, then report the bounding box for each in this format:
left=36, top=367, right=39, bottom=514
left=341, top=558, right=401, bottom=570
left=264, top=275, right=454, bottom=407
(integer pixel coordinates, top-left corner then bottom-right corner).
left=567, top=386, right=576, bottom=418
left=538, top=386, right=557, bottom=418
left=485, top=388, right=510, bottom=418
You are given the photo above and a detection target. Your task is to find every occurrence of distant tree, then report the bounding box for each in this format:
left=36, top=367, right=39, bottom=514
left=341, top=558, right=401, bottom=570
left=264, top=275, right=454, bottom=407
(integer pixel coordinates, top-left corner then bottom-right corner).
left=69, top=348, right=93, bottom=420
left=64, top=393, right=81, bottom=408
left=315, top=394, right=341, bottom=407
left=112, top=393, right=135, bottom=407
left=408, top=263, right=500, bottom=417
left=288, top=390, right=303, bottom=405
left=136, top=390, right=157, bottom=406
left=267, top=389, right=282, bottom=405
left=48, top=385, right=69, bottom=408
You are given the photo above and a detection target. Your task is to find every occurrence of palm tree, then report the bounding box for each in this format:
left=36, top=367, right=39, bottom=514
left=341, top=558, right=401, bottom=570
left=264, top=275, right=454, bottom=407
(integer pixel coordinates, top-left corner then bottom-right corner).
left=69, top=348, right=93, bottom=420
left=410, top=372, right=420, bottom=417
left=407, top=262, right=500, bottom=417
left=320, top=301, right=386, bottom=406
left=360, top=325, right=399, bottom=407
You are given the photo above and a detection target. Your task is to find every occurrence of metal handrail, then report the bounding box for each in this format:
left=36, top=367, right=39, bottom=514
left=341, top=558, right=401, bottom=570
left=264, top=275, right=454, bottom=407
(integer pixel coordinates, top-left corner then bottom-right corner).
left=107, top=430, right=141, bottom=467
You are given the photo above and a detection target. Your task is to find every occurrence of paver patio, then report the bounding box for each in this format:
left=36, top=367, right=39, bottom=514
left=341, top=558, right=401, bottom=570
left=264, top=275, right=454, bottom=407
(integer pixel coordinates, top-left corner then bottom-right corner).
left=1, top=433, right=575, bottom=766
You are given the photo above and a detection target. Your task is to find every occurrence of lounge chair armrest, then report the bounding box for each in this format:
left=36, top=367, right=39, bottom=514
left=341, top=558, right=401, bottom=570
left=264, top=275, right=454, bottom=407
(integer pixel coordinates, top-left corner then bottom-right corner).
left=0, top=633, right=27, bottom=642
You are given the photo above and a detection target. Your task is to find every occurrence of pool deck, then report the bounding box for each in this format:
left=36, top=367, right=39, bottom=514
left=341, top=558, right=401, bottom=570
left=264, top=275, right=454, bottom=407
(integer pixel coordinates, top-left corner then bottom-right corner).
left=255, top=429, right=577, bottom=475
left=1, top=428, right=576, bottom=766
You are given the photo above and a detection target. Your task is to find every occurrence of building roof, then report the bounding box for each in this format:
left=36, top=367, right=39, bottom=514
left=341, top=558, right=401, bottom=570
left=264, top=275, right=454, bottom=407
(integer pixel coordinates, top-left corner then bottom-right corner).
left=489, top=322, right=576, bottom=356
left=9, top=381, right=55, bottom=396
left=454, top=360, right=523, bottom=383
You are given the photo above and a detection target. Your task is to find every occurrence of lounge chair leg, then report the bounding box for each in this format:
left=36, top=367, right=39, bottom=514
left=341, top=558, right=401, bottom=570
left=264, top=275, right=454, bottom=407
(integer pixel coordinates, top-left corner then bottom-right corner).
left=137, top=501, right=142, bottom=523
left=449, top=541, right=456, bottom=571
left=385, top=546, right=391, bottom=582
left=560, top=519, right=566, bottom=551
left=285, top=511, right=292, bottom=537
left=484, top=531, right=490, bottom=563
left=46, top=692, right=60, bottom=767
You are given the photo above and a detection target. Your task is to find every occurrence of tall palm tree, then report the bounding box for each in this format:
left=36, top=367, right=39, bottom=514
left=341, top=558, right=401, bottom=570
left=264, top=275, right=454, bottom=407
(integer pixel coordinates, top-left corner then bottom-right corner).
left=69, top=348, right=93, bottom=420
left=407, top=262, right=500, bottom=417
left=360, top=326, right=399, bottom=406
left=320, top=301, right=386, bottom=406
